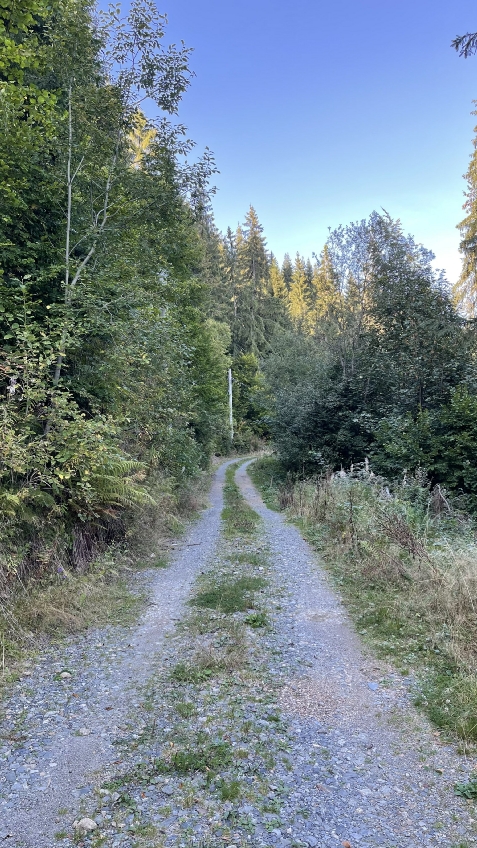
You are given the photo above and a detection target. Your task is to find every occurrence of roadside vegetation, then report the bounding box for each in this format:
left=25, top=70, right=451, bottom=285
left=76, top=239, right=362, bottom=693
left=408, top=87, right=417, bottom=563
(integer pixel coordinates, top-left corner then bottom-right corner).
left=0, top=471, right=210, bottom=692
left=251, top=456, right=477, bottom=749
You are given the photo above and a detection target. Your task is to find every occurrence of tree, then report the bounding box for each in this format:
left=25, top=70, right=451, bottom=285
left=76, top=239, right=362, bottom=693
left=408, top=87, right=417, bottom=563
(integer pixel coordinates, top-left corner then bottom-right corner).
left=288, top=254, right=311, bottom=330
left=281, top=253, right=293, bottom=290
left=233, top=206, right=271, bottom=354
left=454, top=108, right=477, bottom=316
left=264, top=212, right=470, bottom=475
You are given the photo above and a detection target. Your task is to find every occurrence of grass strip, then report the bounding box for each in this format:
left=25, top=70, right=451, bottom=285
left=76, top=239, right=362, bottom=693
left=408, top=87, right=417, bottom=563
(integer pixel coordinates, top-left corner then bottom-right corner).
left=221, top=462, right=261, bottom=537
left=191, top=575, right=266, bottom=614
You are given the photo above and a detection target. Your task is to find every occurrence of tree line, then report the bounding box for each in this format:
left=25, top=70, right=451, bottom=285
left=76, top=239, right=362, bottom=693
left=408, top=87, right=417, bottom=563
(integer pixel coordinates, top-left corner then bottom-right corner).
left=0, top=0, right=232, bottom=574
left=3, top=0, right=477, bottom=582
left=204, top=197, right=477, bottom=508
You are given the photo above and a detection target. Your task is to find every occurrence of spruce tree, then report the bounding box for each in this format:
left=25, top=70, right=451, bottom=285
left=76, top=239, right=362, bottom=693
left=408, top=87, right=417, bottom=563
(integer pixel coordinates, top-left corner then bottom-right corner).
left=233, top=207, right=271, bottom=354
left=288, top=254, right=311, bottom=331
left=455, top=109, right=477, bottom=316
left=269, top=255, right=288, bottom=300
left=310, top=245, right=341, bottom=340
left=281, top=253, right=293, bottom=290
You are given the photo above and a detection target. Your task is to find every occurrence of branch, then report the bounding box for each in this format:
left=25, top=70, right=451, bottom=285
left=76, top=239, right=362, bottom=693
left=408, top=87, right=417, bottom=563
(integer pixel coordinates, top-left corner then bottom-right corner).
left=452, top=32, right=477, bottom=58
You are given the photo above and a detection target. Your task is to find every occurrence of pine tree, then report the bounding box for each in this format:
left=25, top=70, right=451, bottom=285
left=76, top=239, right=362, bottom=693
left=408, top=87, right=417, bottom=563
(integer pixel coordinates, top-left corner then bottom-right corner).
left=310, top=246, right=341, bottom=337
left=305, top=258, right=314, bottom=289
left=233, top=206, right=271, bottom=354
left=269, top=255, right=288, bottom=300
left=222, top=227, right=238, bottom=324
left=455, top=109, right=477, bottom=316
left=282, top=253, right=293, bottom=290
left=288, top=254, right=311, bottom=330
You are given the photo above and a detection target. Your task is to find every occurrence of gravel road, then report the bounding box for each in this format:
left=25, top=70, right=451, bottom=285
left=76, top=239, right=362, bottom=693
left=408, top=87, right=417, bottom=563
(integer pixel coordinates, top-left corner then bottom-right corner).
left=0, top=461, right=235, bottom=847
left=0, top=458, right=476, bottom=848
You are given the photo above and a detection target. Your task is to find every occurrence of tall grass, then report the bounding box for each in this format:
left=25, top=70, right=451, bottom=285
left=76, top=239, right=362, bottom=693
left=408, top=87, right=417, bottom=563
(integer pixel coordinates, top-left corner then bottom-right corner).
left=251, top=457, right=477, bottom=745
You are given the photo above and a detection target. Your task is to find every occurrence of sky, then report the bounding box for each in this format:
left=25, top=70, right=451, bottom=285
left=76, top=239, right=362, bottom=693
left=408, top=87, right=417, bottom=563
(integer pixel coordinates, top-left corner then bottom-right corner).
left=153, top=0, right=477, bottom=283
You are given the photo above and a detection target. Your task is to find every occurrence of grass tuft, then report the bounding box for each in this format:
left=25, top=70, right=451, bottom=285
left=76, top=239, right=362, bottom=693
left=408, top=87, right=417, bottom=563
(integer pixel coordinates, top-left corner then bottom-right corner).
left=191, top=576, right=266, bottom=614
left=171, top=741, right=233, bottom=775
left=216, top=777, right=241, bottom=801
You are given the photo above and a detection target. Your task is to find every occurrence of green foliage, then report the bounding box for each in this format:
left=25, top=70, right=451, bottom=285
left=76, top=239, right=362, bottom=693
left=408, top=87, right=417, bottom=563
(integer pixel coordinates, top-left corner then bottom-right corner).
left=248, top=457, right=288, bottom=511
left=231, top=352, right=269, bottom=445
left=454, top=776, right=477, bottom=799
left=262, top=213, right=471, bottom=490
left=0, top=0, right=229, bottom=581
left=170, top=742, right=233, bottom=775
left=175, top=701, right=196, bottom=718
left=374, top=387, right=477, bottom=508
left=244, top=610, right=268, bottom=628
left=217, top=778, right=241, bottom=801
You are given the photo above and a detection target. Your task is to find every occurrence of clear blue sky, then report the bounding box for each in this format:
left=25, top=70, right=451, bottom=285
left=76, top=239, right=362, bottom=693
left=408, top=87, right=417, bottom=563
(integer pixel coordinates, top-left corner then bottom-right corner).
left=160, top=1, right=477, bottom=282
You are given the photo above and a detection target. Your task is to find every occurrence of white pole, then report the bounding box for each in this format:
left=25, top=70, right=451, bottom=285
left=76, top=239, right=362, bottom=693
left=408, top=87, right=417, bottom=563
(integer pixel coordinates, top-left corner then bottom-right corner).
left=228, top=367, right=234, bottom=441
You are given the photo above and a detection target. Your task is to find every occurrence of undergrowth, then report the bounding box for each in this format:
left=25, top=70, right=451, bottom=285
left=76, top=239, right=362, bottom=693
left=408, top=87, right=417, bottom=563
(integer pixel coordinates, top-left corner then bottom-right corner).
left=0, top=469, right=211, bottom=692
left=250, top=456, right=477, bottom=748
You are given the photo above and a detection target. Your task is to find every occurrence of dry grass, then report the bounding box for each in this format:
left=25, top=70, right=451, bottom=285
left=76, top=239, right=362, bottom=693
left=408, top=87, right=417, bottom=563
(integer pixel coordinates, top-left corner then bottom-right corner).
left=0, top=561, right=144, bottom=689
left=251, top=457, right=477, bottom=744
left=0, top=468, right=212, bottom=691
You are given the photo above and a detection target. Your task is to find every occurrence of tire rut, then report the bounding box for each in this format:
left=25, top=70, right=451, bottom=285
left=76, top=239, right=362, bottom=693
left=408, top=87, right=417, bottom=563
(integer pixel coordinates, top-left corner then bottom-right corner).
left=0, top=461, right=236, bottom=848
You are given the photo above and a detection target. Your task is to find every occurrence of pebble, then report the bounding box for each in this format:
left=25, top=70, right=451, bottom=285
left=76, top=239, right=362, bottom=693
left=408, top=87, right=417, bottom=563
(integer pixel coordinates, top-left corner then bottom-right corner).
left=75, top=818, right=97, bottom=832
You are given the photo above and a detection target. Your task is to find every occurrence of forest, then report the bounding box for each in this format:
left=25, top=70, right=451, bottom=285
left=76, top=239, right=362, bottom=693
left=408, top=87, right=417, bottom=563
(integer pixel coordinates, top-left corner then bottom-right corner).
left=2, top=0, right=477, bottom=585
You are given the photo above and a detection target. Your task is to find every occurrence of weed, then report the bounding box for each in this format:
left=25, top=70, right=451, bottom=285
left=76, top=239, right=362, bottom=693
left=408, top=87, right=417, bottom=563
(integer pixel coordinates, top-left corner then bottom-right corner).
left=454, top=776, right=477, bottom=799
left=245, top=611, right=268, bottom=628
left=171, top=662, right=215, bottom=684
left=171, top=741, right=233, bottom=776
left=129, top=822, right=157, bottom=837
left=175, top=701, right=197, bottom=718
left=216, top=777, right=241, bottom=801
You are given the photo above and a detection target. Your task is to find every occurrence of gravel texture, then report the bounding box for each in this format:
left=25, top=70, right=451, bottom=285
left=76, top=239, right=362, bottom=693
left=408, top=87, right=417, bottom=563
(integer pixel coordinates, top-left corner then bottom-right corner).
left=0, top=461, right=236, bottom=847
left=0, top=458, right=476, bottom=848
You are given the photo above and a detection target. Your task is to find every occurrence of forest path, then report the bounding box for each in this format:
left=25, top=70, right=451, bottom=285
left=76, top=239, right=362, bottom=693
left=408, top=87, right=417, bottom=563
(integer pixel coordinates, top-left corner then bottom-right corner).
left=0, top=460, right=237, bottom=847
left=234, top=459, right=476, bottom=847
left=1, top=459, right=475, bottom=848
